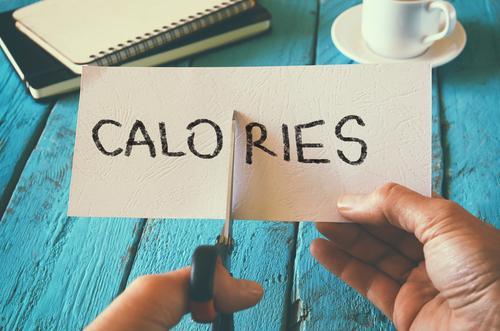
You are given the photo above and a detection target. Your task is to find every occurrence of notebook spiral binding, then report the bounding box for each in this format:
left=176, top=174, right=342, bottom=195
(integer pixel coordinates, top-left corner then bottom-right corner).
left=91, top=0, right=255, bottom=67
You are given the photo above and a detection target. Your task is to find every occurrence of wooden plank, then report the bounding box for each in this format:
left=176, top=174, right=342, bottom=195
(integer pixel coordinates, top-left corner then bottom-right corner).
left=0, top=52, right=52, bottom=215
left=292, top=0, right=446, bottom=330
left=0, top=0, right=53, bottom=214
left=431, top=72, right=444, bottom=194
left=0, top=94, right=145, bottom=329
left=314, top=0, right=357, bottom=66
left=439, top=0, right=500, bottom=225
left=127, top=1, right=318, bottom=330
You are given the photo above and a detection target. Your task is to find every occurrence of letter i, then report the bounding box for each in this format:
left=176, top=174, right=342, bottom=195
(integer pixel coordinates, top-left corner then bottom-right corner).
left=282, top=124, right=290, bottom=161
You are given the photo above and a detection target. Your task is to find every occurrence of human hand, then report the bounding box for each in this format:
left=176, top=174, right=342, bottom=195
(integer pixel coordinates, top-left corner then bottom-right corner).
left=85, top=262, right=263, bottom=331
left=311, top=183, right=500, bottom=331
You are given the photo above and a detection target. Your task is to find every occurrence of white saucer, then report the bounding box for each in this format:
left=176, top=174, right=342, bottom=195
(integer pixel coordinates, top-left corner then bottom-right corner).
left=331, top=5, right=467, bottom=68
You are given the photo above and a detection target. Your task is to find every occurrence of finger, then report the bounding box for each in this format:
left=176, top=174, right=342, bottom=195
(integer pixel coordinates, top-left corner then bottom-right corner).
left=86, top=268, right=192, bottom=331
left=310, top=238, right=399, bottom=318
left=362, top=225, right=424, bottom=261
left=316, top=223, right=417, bottom=282
left=214, top=260, right=264, bottom=313
left=337, top=183, right=468, bottom=244
left=86, top=265, right=263, bottom=331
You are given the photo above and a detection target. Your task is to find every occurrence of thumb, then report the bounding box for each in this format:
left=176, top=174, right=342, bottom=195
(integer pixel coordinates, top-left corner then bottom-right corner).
left=336, top=182, right=476, bottom=244
left=213, top=260, right=264, bottom=313
left=86, top=264, right=263, bottom=331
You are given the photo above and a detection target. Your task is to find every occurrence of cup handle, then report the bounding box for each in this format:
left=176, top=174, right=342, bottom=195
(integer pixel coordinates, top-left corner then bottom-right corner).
left=423, top=1, right=457, bottom=44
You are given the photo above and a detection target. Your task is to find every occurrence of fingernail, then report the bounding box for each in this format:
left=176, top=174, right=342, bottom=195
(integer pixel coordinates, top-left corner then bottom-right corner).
left=245, top=281, right=263, bottom=298
left=337, top=194, right=365, bottom=212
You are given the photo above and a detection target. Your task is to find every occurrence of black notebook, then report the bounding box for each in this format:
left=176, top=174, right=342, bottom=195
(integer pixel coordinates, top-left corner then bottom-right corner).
left=0, top=5, right=271, bottom=100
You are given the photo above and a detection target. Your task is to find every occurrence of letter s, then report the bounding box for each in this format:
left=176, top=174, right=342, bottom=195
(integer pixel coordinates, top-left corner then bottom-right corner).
left=335, top=115, right=367, bottom=165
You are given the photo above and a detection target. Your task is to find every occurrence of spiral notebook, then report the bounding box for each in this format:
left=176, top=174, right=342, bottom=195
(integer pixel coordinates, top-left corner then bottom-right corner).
left=0, top=5, right=271, bottom=99
left=13, top=0, right=255, bottom=74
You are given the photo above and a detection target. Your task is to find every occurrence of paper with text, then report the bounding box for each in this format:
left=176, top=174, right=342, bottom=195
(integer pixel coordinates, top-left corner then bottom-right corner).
left=69, top=64, right=431, bottom=221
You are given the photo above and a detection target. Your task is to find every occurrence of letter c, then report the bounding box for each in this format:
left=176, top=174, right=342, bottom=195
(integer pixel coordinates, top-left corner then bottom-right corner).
left=92, top=119, right=123, bottom=156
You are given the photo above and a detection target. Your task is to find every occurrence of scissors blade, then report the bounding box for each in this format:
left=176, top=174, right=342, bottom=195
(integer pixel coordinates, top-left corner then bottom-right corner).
left=221, top=111, right=236, bottom=244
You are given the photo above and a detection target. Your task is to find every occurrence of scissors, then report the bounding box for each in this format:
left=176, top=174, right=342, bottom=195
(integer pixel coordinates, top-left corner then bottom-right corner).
left=189, top=111, right=236, bottom=331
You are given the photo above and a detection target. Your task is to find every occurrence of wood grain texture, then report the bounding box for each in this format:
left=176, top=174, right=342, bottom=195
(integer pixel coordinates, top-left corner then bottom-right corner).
left=432, top=72, right=444, bottom=194
left=0, top=94, right=145, bottom=329
left=0, top=51, right=51, bottom=215
left=439, top=0, right=500, bottom=227
left=127, top=1, right=318, bottom=330
left=1, top=0, right=496, bottom=330
left=0, top=0, right=53, bottom=215
left=292, top=0, right=445, bottom=330
left=314, top=0, right=358, bottom=66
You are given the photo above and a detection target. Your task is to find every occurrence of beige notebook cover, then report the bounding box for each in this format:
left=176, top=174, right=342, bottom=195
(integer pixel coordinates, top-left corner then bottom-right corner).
left=13, top=0, right=255, bottom=73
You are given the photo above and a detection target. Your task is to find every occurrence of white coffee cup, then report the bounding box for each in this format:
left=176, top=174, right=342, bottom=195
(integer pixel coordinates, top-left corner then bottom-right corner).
left=362, top=0, right=457, bottom=59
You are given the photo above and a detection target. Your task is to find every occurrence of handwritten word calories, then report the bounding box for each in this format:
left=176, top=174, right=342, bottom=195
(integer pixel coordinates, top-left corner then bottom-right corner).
left=91, top=116, right=367, bottom=165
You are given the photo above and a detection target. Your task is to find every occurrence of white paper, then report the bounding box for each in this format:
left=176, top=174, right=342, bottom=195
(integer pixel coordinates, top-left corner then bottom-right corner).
left=69, top=64, right=431, bottom=222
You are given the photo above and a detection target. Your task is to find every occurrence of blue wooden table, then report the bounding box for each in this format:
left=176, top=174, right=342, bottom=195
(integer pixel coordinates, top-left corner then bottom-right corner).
left=1, top=0, right=499, bottom=330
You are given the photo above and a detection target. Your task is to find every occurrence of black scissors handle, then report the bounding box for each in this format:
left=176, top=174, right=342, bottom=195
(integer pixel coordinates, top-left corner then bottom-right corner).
left=189, top=244, right=233, bottom=331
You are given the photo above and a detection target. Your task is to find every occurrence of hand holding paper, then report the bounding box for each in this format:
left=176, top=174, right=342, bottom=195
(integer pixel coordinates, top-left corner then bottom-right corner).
left=69, top=64, right=431, bottom=221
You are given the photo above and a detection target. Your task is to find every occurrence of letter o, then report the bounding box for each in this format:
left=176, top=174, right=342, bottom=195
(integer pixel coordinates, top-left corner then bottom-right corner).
left=186, top=119, right=223, bottom=159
